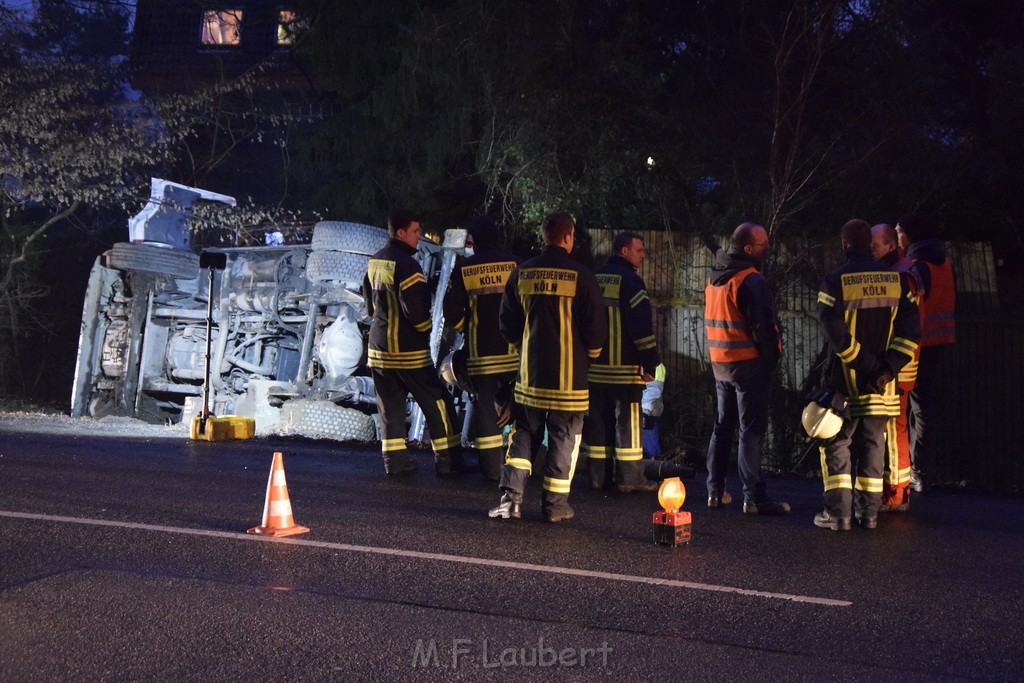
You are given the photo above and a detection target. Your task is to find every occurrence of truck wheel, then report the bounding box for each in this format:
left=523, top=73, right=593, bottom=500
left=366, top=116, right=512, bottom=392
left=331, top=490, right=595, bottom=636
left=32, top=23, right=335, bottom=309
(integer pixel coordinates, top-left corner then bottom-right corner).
left=305, top=250, right=370, bottom=284
left=107, top=243, right=200, bottom=280
left=278, top=400, right=377, bottom=442
left=311, top=221, right=389, bottom=255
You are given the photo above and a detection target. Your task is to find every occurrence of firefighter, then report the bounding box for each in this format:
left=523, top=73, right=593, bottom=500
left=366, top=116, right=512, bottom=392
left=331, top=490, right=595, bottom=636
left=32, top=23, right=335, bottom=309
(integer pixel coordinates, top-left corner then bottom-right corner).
left=870, top=223, right=920, bottom=512
left=488, top=211, right=606, bottom=523
left=814, top=220, right=920, bottom=531
left=704, top=222, right=789, bottom=515
left=896, top=214, right=956, bottom=492
left=583, top=231, right=662, bottom=492
left=361, top=209, right=462, bottom=476
left=442, top=216, right=520, bottom=481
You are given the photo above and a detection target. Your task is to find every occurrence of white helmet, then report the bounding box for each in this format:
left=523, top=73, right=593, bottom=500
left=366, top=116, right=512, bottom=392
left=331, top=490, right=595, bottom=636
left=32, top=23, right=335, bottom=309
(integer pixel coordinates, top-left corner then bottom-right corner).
left=439, top=348, right=472, bottom=393
left=801, top=401, right=844, bottom=440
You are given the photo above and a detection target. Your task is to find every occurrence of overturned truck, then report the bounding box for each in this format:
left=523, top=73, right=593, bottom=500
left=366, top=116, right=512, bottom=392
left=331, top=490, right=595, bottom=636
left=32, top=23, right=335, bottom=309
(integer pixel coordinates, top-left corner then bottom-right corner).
left=71, top=179, right=466, bottom=442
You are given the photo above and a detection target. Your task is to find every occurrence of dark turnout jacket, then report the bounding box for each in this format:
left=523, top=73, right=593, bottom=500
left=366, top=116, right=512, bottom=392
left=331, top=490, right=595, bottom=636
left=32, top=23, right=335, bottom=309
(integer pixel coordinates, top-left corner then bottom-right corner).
left=361, top=238, right=433, bottom=370
left=589, top=255, right=661, bottom=386
left=443, top=247, right=520, bottom=376
left=817, top=248, right=921, bottom=417
left=499, top=245, right=606, bottom=412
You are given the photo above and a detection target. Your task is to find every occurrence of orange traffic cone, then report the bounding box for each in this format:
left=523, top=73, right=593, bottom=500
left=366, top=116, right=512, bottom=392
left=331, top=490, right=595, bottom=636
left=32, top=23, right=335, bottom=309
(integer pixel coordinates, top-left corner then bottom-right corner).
left=247, top=452, right=309, bottom=537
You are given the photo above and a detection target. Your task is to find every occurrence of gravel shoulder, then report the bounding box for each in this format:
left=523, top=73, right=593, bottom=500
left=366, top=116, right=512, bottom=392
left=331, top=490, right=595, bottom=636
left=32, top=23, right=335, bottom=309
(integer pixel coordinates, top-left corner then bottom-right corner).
left=0, top=411, right=189, bottom=439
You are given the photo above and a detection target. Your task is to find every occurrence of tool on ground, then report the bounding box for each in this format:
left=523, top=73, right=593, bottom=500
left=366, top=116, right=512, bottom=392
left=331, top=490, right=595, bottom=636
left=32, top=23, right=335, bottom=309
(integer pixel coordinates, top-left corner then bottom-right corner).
left=189, top=251, right=254, bottom=441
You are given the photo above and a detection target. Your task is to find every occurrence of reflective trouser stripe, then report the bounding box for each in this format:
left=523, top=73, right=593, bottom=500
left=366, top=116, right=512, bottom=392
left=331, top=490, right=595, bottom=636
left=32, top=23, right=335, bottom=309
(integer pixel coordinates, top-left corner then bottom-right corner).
left=855, top=476, right=884, bottom=493
left=507, top=458, right=532, bottom=473
left=382, top=438, right=406, bottom=452
left=616, top=403, right=642, bottom=461
left=584, top=445, right=609, bottom=459
left=545, top=434, right=581, bottom=493
left=475, top=434, right=504, bottom=450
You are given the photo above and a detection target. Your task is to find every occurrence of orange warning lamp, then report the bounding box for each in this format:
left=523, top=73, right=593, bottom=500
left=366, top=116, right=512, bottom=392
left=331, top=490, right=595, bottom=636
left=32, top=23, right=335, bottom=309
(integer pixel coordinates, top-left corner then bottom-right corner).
left=658, top=477, right=686, bottom=513
left=652, top=477, right=691, bottom=547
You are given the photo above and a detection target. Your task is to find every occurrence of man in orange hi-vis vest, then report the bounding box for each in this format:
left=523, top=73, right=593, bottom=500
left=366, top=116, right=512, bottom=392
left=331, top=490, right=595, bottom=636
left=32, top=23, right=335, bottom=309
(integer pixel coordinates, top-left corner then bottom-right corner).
left=704, top=222, right=789, bottom=516
left=896, top=214, right=956, bottom=492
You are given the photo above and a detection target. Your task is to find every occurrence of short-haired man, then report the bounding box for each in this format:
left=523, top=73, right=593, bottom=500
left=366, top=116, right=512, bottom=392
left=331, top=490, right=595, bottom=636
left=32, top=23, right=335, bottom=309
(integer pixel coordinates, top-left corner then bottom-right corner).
left=896, top=214, right=956, bottom=492
left=362, top=209, right=462, bottom=476
left=704, top=222, right=789, bottom=515
left=488, top=211, right=606, bottom=522
left=870, top=223, right=920, bottom=511
left=584, top=231, right=662, bottom=492
left=442, top=216, right=520, bottom=480
left=815, top=219, right=920, bottom=531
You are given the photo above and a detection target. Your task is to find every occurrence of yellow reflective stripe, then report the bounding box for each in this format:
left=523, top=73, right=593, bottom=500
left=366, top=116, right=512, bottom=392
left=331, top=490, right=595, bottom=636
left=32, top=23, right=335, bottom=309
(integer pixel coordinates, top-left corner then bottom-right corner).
left=818, top=291, right=835, bottom=306
left=889, top=336, right=919, bottom=358
left=382, top=438, right=406, bottom=452
left=631, top=401, right=641, bottom=451
left=474, top=435, right=504, bottom=450
left=369, top=349, right=431, bottom=359
left=515, top=384, right=589, bottom=400
left=583, top=445, right=610, bottom=458
left=436, top=399, right=452, bottom=438
left=630, top=290, right=649, bottom=308
left=897, top=467, right=912, bottom=483
left=568, top=434, right=582, bottom=482
left=854, top=476, right=884, bottom=493
left=608, top=306, right=621, bottom=366
left=468, top=297, right=478, bottom=357
left=520, top=298, right=531, bottom=387
left=517, top=395, right=590, bottom=412
left=838, top=337, right=862, bottom=363
left=544, top=476, right=572, bottom=493
left=616, top=448, right=643, bottom=462
left=824, top=473, right=853, bottom=491
left=560, top=297, right=572, bottom=391
left=400, top=272, right=426, bottom=291
left=387, top=290, right=400, bottom=351
left=431, top=434, right=460, bottom=451
left=452, top=317, right=465, bottom=331
left=507, top=457, right=533, bottom=473
left=634, top=335, right=657, bottom=350
left=413, top=319, right=432, bottom=332
left=587, top=348, right=601, bottom=359
left=884, top=419, right=899, bottom=485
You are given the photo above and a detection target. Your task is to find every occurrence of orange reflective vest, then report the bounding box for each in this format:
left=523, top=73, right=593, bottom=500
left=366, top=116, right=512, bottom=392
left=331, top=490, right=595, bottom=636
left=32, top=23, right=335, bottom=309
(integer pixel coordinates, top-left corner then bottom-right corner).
left=919, top=260, right=956, bottom=347
left=704, top=268, right=780, bottom=364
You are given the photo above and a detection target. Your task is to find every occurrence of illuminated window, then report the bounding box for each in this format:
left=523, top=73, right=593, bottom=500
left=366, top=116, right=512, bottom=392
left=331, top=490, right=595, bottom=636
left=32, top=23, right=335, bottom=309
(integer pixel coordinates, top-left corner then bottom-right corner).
left=276, top=10, right=307, bottom=46
left=201, top=9, right=242, bottom=46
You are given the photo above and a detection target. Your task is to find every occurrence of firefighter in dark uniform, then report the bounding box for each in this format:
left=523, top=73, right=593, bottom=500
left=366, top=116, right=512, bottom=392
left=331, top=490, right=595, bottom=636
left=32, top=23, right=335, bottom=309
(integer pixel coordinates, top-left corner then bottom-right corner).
left=442, top=216, right=520, bottom=481
left=584, top=231, right=662, bottom=492
left=362, top=209, right=461, bottom=476
left=870, top=223, right=921, bottom=512
left=896, top=214, right=956, bottom=492
left=814, top=219, right=920, bottom=531
left=488, top=211, right=606, bottom=523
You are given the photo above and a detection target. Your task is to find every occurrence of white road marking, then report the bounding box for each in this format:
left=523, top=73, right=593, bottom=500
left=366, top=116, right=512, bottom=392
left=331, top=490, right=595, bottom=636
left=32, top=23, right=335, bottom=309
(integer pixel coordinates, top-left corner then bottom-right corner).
left=0, top=509, right=851, bottom=607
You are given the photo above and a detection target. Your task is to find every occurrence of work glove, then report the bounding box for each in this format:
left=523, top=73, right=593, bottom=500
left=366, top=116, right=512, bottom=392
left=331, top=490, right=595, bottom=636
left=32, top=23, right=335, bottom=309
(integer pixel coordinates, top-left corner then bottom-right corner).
left=864, top=363, right=894, bottom=394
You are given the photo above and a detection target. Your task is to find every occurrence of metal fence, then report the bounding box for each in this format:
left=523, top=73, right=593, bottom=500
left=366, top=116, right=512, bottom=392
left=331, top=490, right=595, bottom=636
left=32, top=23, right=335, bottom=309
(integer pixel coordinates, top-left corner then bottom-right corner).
left=589, top=229, right=1023, bottom=494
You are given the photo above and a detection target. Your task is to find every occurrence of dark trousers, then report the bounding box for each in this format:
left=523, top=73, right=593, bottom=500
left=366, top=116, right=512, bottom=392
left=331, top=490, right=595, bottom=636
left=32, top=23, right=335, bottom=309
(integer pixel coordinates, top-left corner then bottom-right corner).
left=907, top=344, right=948, bottom=480
left=371, top=366, right=460, bottom=474
left=469, top=372, right=515, bottom=481
left=706, top=369, right=771, bottom=503
left=820, top=415, right=886, bottom=519
left=583, top=383, right=645, bottom=487
left=499, top=405, right=584, bottom=516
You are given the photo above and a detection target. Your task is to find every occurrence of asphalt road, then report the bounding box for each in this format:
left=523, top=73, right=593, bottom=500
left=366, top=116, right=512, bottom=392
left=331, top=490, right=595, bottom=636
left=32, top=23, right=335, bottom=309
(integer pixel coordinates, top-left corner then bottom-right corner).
left=1, top=429, right=1022, bottom=681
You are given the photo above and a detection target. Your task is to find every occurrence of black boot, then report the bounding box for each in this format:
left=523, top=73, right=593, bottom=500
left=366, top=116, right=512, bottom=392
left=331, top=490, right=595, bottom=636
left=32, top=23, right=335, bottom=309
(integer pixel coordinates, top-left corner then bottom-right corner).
left=488, top=492, right=522, bottom=519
